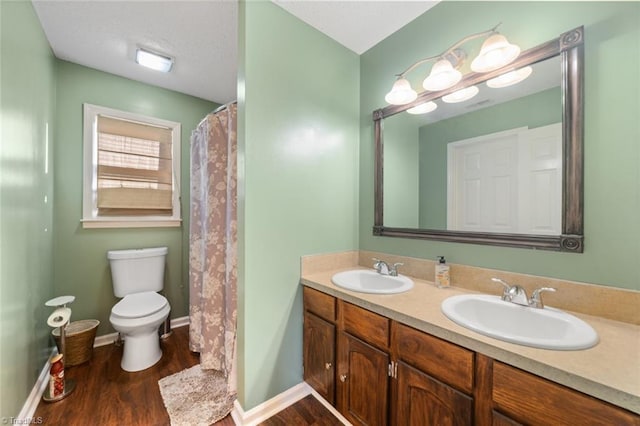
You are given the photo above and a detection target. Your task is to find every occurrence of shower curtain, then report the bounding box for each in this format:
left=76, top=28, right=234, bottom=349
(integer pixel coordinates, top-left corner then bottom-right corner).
left=189, top=103, right=237, bottom=384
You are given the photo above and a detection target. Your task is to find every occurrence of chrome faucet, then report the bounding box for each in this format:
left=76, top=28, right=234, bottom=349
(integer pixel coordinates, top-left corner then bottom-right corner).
left=373, top=258, right=403, bottom=277
left=529, top=287, right=557, bottom=309
left=491, top=278, right=556, bottom=309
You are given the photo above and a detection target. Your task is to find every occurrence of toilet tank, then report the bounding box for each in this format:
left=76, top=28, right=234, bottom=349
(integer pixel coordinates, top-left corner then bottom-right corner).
left=107, top=247, right=168, bottom=297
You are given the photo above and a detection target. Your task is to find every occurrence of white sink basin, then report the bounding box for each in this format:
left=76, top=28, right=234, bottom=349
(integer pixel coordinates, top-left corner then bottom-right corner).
left=441, top=294, right=598, bottom=350
left=331, top=270, right=414, bottom=294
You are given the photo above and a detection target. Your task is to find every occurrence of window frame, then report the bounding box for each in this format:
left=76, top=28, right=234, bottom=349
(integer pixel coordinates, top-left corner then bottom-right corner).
left=82, top=103, right=182, bottom=228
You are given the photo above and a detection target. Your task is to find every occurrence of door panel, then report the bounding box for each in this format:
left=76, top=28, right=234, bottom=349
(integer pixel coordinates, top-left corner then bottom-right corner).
left=338, top=332, right=389, bottom=426
left=395, top=361, right=473, bottom=426
left=304, top=312, right=335, bottom=403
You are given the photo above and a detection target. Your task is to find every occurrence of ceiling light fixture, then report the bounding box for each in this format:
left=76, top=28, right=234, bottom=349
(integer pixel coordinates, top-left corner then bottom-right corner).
left=486, top=66, right=533, bottom=88
left=384, top=23, right=521, bottom=105
left=136, top=48, right=174, bottom=73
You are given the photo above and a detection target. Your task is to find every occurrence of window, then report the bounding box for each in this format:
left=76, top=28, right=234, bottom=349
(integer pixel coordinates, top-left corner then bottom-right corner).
left=82, top=104, right=181, bottom=228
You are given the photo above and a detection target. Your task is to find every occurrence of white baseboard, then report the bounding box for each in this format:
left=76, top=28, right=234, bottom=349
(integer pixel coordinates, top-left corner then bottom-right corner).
left=93, top=315, right=190, bottom=347
left=93, top=332, right=119, bottom=348
left=231, top=382, right=310, bottom=426
left=170, top=316, right=189, bottom=328
left=17, top=348, right=56, bottom=422
left=231, top=382, right=351, bottom=426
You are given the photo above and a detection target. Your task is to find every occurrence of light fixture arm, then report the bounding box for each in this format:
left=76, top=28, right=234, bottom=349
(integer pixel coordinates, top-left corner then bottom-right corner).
left=396, top=23, right=502, bottom=78
left=396, top=54, right=441, bottom=78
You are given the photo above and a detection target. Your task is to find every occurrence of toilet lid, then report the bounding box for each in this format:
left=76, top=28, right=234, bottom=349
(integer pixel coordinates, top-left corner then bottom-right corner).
left=112, top=292, right=168, bottom=319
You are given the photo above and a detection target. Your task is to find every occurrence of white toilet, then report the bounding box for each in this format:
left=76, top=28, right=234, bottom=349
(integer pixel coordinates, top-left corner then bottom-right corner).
left=108, top=247, right=171, bottom=372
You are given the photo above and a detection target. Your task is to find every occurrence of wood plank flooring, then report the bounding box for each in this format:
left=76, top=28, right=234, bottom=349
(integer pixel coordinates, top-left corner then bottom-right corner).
left=260, top=395, right=343, bottom=426
left=34, top=325, right=340, bottom=425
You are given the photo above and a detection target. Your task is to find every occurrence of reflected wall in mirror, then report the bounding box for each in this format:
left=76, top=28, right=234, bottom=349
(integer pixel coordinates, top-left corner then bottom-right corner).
left=374, top=27, right=584, bottom=252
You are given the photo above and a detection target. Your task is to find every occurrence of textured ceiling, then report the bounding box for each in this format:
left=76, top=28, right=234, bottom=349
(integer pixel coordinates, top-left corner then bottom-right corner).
left=32, top=1, right=437, bottom=104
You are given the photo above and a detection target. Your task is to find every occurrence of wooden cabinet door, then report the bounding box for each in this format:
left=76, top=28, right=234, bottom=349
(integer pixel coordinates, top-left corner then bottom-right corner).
left=303, top=311, right=335, bottom=403
left=395, top=361, right=473, bottom=426
left=338, top=332, right=389, bottom=426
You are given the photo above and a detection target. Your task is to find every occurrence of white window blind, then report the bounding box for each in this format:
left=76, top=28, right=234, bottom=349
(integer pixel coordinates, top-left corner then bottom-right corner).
left=96, top=115, right=173, bottom=216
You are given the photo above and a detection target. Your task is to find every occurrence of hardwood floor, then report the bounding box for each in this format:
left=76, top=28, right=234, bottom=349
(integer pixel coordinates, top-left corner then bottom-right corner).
left=260, top=395, right=343, bottom=426
left=34, top=326, right=341, bottom=425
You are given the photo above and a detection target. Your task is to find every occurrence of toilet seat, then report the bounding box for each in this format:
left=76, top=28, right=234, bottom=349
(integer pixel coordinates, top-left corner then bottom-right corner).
left=111, top=292, right=168, bottom=319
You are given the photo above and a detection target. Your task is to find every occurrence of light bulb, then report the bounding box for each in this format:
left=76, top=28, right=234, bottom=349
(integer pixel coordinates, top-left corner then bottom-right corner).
left=423, top=59, right=462, bottom=92
left=407, top=101, right=438, bottom=115
left=385, top=77, right=418, bottom=105
left=471, top=34, right=520, bottom=73
left=487, top=66, right=533, bottom=88
left=442, top=86, right=479, bottom=103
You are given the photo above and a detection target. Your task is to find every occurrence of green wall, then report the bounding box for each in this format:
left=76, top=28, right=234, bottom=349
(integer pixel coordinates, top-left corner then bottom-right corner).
left=360, top=1, right=640, bottom=290
left=418, top=87, right=561, bottom=228
left=0, top=1, right=56, bottom=418
left=238, top=0, right=359, bottom=410
left=53, top=61, right=217, bottom=335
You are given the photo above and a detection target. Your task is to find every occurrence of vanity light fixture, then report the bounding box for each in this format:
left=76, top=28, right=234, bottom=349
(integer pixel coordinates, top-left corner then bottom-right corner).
left=384, top=23, right=521, bottom=105
left=422, top=59, right=462, bottom=91
left=136, top=48, right=174, bottom=73
left=486, top=66, right=533, bottom=88
left=407, top=101, right=438, bottom=115
left=442, top=85, right=479, bottom=103
left=470, top=34, right=521, bottom=73
left=384, top=77, right=418, bottom=105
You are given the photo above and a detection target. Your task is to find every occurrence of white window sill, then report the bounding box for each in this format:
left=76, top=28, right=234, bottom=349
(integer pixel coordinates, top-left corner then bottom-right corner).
left=81, top=218, right=182, bottom=229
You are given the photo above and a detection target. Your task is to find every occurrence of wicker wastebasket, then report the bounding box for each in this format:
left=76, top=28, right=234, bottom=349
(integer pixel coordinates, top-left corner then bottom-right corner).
left=52, top=319, right=100, bottom=366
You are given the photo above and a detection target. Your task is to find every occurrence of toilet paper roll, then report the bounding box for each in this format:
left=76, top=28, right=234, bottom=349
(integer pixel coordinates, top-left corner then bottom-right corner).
left=47, top=307, right=71, bottom=328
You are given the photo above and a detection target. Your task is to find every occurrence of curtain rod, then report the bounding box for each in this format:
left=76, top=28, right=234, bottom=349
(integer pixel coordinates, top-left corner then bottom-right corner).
left=213, top=100, right=237, bottom=114
left=197, top=100, right=238, bottom=128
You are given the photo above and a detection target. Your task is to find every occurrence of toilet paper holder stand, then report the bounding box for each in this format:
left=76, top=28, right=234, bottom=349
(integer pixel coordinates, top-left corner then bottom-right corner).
left=43, top=296, right=77, bottom=402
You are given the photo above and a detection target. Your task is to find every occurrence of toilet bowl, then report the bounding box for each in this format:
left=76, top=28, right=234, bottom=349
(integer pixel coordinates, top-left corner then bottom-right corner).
left=107, top=247, right=170, bottom=372
left=109, top=291, right=170, bottom=372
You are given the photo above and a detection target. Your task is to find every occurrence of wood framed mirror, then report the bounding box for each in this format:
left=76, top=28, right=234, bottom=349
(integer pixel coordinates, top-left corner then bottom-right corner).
left=373, top=26, right=584, bottom=252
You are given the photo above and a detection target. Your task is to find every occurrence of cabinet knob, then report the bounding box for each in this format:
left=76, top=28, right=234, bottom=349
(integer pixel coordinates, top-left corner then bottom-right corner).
left=340, top=374, right=347, bottom=382
left=325, top=362, right=332, bottom=370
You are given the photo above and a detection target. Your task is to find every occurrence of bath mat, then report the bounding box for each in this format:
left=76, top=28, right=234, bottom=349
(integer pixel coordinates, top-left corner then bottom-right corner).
left=158, top=364, right=236, bottom=426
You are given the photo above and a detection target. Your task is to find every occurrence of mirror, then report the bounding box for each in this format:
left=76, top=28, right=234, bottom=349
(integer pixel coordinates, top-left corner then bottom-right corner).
left=373, top=26, right=584, bottom=252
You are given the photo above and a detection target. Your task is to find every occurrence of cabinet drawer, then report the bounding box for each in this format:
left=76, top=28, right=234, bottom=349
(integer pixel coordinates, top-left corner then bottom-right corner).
left=341, top=301, right=390, bottom=350
left=304, top=286, right=336, bottom=322
left=493, top=361, right=640, bottom=425
left=393, top=322, right=474, bottom=394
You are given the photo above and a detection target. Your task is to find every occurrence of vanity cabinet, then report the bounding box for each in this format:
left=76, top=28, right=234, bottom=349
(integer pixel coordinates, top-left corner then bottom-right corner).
left=303, top=287, right=336, bottom=403
left=306, top=290, right=475, bottom=426
left=302, top=286, right=640, bottom=425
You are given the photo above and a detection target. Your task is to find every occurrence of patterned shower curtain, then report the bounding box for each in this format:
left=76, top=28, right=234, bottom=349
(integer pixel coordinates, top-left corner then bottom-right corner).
left=189, top=103, right=237, bottom=381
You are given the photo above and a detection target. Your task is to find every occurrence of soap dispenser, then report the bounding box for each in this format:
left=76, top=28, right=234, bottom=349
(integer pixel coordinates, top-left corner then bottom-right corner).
left=435, top=256, right=450, bottom=288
